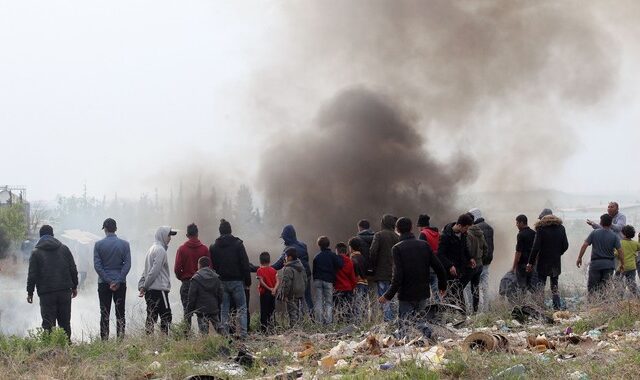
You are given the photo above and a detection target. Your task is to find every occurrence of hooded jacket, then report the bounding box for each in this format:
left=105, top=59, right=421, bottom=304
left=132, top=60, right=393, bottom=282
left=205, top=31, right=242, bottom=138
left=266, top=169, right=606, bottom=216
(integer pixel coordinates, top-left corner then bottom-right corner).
left=437, top=222, right=473, bottom=277
left=210, top=234, right=251, bottom=286
left=383, top=232, right=447, bottom=302
left=466, top=225, right=488, bottom=264
left=138, top=226, right=172, bottom=292
left=334, top=253, right=357, bottom=292
left=174, top=237, right=210, bottom=281
left=474, top=218, right=494, bottom=265
left=419, top=227, right=440, bottom=253
left=278, top=258, right=307, bottom=300
left=186, top=267, right=223, bottom=317
left=272, top=225, right=311, bottom=277
left=27, top=236, right=78, bottom=296
left=369, top=214, right=399, bottom=281
left=528, top=215, right=569, bottom=277
left=353, top=229, right=375, bottom=268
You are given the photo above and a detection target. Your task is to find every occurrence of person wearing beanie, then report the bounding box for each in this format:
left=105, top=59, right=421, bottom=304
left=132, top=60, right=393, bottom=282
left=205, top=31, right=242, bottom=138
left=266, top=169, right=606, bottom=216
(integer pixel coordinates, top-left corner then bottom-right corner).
left=27, top=225, right=79, bottom=341
left=209, top=219, right=251, bottom=339
left=468, top=208, right=494, bottom=312
left=174, top=223, right=211, bottom=335
left=94, top=218, right=131, bottom=340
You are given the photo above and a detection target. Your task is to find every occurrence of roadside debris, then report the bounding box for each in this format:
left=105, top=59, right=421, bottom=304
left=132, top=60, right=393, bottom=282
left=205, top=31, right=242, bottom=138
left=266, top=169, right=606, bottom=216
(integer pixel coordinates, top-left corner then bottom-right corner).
left=463, top=332, right=510, bottom=352
left=490, top=364, right=526, bottom=379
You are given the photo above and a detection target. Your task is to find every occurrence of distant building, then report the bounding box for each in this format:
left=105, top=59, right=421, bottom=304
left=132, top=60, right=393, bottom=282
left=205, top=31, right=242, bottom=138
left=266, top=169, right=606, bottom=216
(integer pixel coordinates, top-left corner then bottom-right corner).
left=0, top=185, right=31, bottom=235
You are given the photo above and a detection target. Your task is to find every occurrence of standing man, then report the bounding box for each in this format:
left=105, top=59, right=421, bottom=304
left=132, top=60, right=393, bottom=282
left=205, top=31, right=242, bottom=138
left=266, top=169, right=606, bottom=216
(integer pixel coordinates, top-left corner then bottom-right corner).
left=511, top=214, right=537, bottom=294
left=379, top=217, right=447, bottom=339
left=272, top=225, right=313, bottom=314
left=369, top=214, right=399, bottom=322
left=417, top=214, right=441, bottom=302
left=464, top=215, right=487, bottom=314
left=174, top=223, right=210, bottom=334
left=139, top=226, right=176, bottom=335
left=94, top=218, right=131, bottom=340
left=27, top=225, right=78, bottom=340
left=437, top=214, right=476, bottom=312
left=587, top=202, right=626, bottom=236
left=577, top=214, right=624, bottom=295
left=210, top=219, right=251, bottom=339
left=468, top=208, right=494, bottom=312
left=526, top=209, right=568, bottom=310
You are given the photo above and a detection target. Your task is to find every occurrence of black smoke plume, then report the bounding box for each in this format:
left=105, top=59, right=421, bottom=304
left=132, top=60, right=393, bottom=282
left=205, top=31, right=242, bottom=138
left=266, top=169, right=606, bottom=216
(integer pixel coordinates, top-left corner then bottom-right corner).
left=259, top=88, right=476, bottom=242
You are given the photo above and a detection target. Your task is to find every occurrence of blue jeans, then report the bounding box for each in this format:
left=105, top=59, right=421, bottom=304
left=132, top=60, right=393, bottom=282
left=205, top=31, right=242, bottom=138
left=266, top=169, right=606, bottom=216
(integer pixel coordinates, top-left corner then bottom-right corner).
left=429, top=271, right=440, bottom=302
left=313, top=280, right=334, bottom=324
left=398, top=299, right=431, bottom=339
left=479, top=265, right=490, bottom=311
left=221, top=281, right=247, bottom=337
left=377, top=281, right=396, bottom=322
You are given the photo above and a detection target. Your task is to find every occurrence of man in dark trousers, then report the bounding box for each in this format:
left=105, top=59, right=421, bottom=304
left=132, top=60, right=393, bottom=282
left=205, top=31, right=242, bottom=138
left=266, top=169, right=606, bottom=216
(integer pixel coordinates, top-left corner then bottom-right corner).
left=511, top=214, right=537, bottom=294
left=526, top=209, right=569, bottom=310
left=379, top=217, right=447, bottom=339
left=468, top=208, right=494, bottom=312
left=437, top=214, right=476, bottom=312
left=186, top=256, right=224, bottom=335
left=210, top=219, right=251, bottom=339
left=94, top=218, right=131, bottom=340
left=27, top=225, right=79, bottom=340
left=174, top=223, right=211, bottom=334
left=577, top=214, right=624, bottom=295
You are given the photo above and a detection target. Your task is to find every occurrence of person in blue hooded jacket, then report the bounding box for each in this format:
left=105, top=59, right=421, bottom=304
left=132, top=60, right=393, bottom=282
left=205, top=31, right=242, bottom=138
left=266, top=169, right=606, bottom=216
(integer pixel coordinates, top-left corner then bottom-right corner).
left=272, top=225, right=313, bottom=312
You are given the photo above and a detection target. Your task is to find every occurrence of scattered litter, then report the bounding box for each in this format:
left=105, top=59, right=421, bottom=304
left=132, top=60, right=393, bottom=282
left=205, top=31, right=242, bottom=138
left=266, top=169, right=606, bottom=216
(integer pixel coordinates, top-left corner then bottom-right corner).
left=379, top=363, right=395, bottom=370
left=234, top=350, right=255, bottom=367
left=568, top=370, right=589, bottom=380
left=556, top=353, right=577, bottom=362
left=490, top=364, right=526, bottom=379
left=527, top=334, right=555, bottom=351
left=335, top=359, right=349, bottom=370
left=587, top=329, right=602, bottom=340
left=191, top=361, right=246, bottom=377
left=319, top=356, right=337, bottom=370
left=512, top=305, right=554, bottom=324
left=328, top=340, right=358, bottom=359
left=295, top=343, right=315, bottom=359
left=463, top=332, right=510, bottom=352
left=271, top=367, right=303, bottom=380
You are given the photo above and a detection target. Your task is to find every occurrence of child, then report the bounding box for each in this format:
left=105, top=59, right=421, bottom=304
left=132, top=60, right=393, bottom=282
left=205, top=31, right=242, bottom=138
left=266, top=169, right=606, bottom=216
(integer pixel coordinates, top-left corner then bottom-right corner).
left=312, top=236, right=344, bottom=324
left=186, top=256, right=224, bottom=335
left=617, top=225, right=640, bottom=295
left=276, top=248, right=307, bottom=327
left=334, top=242, right=357, bottom=322
left=256, top=252, right=278, bottom=333
left=348, top=238, right=369, bottom=322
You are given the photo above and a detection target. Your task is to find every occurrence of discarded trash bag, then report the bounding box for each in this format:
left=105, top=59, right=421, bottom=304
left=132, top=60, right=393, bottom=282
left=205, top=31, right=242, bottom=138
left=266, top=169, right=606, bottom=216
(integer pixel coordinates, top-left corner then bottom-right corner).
left=512, top=305, right=554, bottom=324
left=463, top=332, right=510, bottom=352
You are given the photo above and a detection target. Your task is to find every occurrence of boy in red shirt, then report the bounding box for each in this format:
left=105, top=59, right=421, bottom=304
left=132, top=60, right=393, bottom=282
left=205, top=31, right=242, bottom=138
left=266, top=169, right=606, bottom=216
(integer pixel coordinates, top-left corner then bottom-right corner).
left=334, top=242, right=357, bottom=322
left=256, top=251, right=278, bottom=333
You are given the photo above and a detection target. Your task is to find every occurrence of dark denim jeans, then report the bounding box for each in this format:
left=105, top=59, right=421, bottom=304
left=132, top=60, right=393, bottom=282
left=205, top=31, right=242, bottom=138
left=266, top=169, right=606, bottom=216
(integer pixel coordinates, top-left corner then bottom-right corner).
left=398, top=299, right=431, bottom=339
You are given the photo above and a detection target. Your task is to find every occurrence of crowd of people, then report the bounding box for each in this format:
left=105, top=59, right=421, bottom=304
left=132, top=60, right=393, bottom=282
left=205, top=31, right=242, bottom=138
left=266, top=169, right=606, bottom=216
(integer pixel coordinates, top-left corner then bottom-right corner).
left=24, top=201, right=640, bottom=342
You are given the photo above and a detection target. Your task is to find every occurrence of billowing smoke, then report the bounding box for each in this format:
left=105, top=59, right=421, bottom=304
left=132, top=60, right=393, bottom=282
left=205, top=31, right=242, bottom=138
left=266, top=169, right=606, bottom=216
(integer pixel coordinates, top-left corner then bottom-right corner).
left=257, top=0, right=618, bottom=241
left=260, top=88, right=476, bottom=241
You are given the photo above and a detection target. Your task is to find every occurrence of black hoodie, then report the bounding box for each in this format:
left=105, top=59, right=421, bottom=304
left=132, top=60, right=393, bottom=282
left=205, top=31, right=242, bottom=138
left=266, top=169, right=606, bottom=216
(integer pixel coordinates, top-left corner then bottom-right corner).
left=209, top=234, right=251, bottom=286
left=186, top=267, right=224, bottom=316
left=437, top=223, right=473, bottom=277
left=27, top=236, right=78, bottom=296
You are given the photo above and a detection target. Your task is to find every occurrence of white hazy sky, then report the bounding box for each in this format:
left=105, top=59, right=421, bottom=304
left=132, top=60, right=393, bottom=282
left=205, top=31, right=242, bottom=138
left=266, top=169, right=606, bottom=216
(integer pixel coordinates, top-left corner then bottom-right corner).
left=1, top=1, right=639, bottom=201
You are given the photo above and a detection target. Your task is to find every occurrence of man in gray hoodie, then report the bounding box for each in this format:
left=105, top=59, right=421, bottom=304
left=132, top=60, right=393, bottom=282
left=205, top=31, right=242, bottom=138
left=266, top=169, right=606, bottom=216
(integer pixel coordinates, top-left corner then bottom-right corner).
left=138, top=226, right=176, bottom=335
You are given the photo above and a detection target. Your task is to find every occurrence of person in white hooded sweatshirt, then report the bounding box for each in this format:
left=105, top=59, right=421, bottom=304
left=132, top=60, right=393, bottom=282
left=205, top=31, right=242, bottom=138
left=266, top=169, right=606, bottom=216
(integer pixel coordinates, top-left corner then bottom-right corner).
left=138, top=226, right=176, bottom=335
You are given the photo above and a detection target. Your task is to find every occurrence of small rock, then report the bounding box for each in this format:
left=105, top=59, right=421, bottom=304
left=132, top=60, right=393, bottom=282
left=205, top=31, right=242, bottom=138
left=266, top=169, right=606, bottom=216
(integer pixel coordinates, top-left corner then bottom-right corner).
left=148, top=361, right=161, bottom=371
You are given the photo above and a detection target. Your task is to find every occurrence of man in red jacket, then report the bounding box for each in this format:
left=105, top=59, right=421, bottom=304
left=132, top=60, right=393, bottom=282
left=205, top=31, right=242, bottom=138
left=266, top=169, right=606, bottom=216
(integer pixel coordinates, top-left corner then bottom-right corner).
left=334, top=242, right=357, bottom=322
left=174, top=223, right=211, bottom=334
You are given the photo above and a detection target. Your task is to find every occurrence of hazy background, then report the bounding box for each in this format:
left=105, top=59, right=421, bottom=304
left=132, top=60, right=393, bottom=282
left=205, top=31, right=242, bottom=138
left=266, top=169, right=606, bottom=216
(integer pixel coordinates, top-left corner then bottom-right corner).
left=1, top=1, right=640, bottom=337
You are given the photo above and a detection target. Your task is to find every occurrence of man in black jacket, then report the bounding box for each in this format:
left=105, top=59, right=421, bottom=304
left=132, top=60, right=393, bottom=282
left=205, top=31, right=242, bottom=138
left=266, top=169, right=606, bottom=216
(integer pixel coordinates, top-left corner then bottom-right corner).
left=26, top=225, right=79, bottom=340
left=526, top=209, right=569, bottom=310
left=437, top=214, right=476, bottom=312
left=209, top=219, right=251, bottom=339
left=379, top=217, right=447, bottom=338
left=186, top=256, right=223, bottom=335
